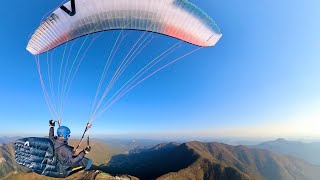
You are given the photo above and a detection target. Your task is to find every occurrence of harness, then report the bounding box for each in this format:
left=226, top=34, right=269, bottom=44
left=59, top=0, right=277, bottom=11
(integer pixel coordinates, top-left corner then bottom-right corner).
left=53, top=141, right=69, bottom=175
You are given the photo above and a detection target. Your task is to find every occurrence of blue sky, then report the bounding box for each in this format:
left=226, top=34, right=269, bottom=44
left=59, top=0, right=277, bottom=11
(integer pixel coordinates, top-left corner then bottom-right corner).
left=0, top=0, right=319, bottom=139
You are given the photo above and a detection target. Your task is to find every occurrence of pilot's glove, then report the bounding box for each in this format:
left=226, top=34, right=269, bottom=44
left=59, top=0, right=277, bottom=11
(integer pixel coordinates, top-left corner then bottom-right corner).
left=84, top=146, right=91, bottom=154
left=49, top=120, right=55, bottom=127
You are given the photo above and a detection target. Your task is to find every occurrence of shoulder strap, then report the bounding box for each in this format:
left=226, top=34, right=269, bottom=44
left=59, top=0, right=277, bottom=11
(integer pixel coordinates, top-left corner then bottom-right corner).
left=54, top=142, right=66, bottom=151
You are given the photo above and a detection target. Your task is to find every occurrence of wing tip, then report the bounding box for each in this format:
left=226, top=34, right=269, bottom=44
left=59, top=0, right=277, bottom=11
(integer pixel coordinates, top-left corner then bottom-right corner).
left=204, top=33, right=222, bottom=47
left=26, top=46, right=38, bottom=55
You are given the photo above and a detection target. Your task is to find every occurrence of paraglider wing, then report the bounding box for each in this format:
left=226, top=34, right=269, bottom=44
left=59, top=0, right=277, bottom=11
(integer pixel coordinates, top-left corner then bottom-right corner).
left=27, top=0, right=222, bottom=55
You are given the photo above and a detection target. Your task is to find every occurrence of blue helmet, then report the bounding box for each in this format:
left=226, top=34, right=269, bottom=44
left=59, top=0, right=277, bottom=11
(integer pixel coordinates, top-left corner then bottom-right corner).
left=57, top=126, right=71, bottom=141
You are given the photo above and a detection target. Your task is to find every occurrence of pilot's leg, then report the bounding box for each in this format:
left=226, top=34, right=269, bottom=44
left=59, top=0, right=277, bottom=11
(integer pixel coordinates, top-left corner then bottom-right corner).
left=80, top=158, right=93, bottom=170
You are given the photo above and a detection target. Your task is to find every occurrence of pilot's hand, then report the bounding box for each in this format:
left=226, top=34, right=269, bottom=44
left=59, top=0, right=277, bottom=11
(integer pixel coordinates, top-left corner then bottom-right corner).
left=84, top=146, right=91, bottom=154
left=49, top=120, right=55, bottom=127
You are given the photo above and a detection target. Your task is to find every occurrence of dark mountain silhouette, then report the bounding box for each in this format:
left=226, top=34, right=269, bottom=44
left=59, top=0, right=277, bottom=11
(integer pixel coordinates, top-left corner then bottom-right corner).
left=102, top=141, right=320, bottom=180
left=101, top=142, right=195, bottom=180
left=129, top=142, right=181, bottom=154
left=251, top=138, right=320, bottom=165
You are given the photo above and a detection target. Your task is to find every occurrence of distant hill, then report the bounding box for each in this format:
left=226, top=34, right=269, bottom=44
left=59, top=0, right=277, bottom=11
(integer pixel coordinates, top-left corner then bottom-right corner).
left=251, top=138, right=320, bottom=165
left=103, top=141, right=320, bottom=180
left=0, top=137, right=20, bottom=145
left=68, top=139, right=118, bottom=165
left=99, top=138, right=166, bottom=154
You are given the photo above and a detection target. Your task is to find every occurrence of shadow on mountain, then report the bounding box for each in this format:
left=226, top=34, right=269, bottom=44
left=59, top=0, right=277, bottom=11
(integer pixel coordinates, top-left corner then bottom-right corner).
left=96, top=142, right=198, bottom=180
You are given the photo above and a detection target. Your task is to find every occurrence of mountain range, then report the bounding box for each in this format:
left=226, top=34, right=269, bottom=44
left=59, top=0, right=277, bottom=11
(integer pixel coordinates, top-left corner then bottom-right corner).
left=102, top=141, right=320, bottom=180
left=1, top=138, right=320, bottom=180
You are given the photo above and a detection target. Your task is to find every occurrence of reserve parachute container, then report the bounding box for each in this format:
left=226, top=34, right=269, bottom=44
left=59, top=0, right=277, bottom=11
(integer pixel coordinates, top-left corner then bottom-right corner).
left=14, top=137, right=69, bottom=178
left=14, top=137, right=91, bottom=178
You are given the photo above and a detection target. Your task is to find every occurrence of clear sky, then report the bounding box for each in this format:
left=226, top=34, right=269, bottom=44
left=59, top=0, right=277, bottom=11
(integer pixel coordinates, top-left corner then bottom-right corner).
left=0, top=0, right=319, bottom=139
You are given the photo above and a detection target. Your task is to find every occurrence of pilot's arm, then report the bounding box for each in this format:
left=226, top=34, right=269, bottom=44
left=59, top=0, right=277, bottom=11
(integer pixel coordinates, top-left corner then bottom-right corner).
left=49, top=120, right=55, bottom=139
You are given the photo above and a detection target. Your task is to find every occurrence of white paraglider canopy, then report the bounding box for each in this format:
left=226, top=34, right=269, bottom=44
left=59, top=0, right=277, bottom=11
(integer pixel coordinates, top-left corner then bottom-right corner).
left=27, top=0, right=222, bottom=55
